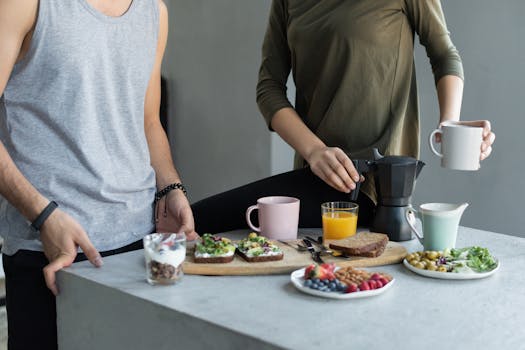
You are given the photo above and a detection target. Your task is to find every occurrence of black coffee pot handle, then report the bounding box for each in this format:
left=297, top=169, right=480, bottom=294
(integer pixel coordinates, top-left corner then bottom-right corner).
left=349, top=159, right=372, bottom=202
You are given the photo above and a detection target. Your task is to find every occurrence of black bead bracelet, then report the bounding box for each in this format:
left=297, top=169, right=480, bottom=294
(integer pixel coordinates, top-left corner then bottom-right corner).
left=31, top=201, right=58, bottom=231
left=154, top=183, right=187, bottom=204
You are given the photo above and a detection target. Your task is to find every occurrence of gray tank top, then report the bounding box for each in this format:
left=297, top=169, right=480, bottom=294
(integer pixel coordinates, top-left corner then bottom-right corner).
left=0, top=0, right=159, bottom=254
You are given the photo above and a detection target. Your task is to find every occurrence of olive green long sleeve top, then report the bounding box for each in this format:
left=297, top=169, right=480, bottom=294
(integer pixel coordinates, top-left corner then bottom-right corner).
left=256, top=0, right=463, bottom=202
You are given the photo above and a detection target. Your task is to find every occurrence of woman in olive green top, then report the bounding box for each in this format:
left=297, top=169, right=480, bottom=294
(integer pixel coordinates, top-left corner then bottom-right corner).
left=192, top=0, right=495, bottom=232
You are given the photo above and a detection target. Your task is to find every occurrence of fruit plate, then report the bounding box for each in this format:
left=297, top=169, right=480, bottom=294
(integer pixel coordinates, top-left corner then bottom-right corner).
left=290, top=268, right=395, bottom=300
left=403, top=259, right=500, bottom=280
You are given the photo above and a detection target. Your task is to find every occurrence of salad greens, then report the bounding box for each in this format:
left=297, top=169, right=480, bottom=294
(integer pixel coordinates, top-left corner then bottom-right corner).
left=196, top=233, right=235, bottom=255
left=444, top=246, right=498, bottom=273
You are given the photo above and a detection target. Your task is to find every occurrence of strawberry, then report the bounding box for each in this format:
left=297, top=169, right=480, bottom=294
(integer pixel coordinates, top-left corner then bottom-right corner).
left=370, top=273, right=381, bottom=280
left=304, top=264, right=316, bottom=280
left=321, top=262, right=336, bottom=272
left=379, top=277, right=389, bottom=286
left=368, top=280, right=378, bottom=289
left=375, top=279, right=384, bottom=288
left=346, top=284, right=358, bottom=293
left=359, top=281, right=370, bottom=291
left=305, top=263, right=337, bottom=280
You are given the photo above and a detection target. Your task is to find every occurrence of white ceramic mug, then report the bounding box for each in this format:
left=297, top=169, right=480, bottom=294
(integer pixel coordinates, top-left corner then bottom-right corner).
left=246, top=196, right=300, bottom=240
left=429, top=122, right=483, bottom=171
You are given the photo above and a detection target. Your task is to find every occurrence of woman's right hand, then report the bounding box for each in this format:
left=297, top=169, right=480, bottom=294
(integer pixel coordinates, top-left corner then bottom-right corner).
left=306, top=146, right=362, bottom=193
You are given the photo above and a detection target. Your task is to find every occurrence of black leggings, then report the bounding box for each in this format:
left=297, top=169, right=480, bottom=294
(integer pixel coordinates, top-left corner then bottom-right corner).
left=191, top=167, right=375, bottom=234
left=2, top=239, right=143, bottom=350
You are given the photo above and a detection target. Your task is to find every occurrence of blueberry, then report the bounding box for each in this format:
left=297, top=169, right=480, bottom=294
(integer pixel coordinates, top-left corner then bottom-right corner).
left=328, top=282, right=336, bottom=289
left=311, top=283, right=319, bottom=289
left=304, top=279, right=312, bottom=287
left=312, top=278, right=320, bottom=284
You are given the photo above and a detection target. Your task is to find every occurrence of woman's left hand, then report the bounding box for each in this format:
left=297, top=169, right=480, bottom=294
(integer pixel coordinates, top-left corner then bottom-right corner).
left=155, top=190, right=199, bottom=241
left=455, top=120, right=496, bottom=160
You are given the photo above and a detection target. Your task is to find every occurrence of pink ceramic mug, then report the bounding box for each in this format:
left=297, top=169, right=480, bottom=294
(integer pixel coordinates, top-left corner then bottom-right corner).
left=245, top=196, right=300, bottom=240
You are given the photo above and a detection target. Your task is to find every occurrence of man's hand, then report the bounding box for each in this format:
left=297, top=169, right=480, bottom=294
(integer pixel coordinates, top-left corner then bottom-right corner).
left=40, top=209, right=103, bottom=296
left=306, top=146, right=362, bottom=193
left=155, top=190, right=198, bottom=241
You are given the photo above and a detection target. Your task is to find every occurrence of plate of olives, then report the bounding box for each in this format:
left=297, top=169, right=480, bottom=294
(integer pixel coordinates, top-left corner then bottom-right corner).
left=403, top=249, right=500, bottom=280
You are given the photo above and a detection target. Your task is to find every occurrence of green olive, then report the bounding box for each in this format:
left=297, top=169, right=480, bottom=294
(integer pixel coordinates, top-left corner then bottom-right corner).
left=415, top=262, right=426, bottom=269
left=437, top=266, right=448, bottom=272
left=426, top=264, right=437, bottom=271
left=409, top=259, right=419, bottom=266
left=426, top=251, right=439, bottom=260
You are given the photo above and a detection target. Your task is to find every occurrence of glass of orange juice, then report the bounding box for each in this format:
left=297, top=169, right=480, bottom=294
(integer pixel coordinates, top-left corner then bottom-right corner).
left=321, top=202, right=359, bottom=241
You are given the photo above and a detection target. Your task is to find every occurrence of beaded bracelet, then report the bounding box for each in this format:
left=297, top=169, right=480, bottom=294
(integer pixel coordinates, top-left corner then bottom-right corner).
left=154, top=183, right=187, bottom=204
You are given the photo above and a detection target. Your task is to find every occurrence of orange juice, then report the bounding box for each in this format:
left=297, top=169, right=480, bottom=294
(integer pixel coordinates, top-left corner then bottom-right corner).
left=322, top=211, right=358, bottom=240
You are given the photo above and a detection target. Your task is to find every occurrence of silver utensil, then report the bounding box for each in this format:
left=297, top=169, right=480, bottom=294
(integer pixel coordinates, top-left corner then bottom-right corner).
left=302, top=239, right=324, bottom=263
left=304, top=236, right=333, bottom=256
left=304, top=236, right=351, bottom=259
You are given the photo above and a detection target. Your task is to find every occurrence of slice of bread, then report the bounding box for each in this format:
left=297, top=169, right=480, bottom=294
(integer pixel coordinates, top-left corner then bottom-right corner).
left=328, top=232, right=388, bottom=257
left=236, top=232, right=284, bottom=263
left=236, top=249, right=284, bottom=263
left=194, top=233, right=236, bottom=264
left=194, top=254, right=234, bottom=264
left=352, top=242, right=387, bottom=258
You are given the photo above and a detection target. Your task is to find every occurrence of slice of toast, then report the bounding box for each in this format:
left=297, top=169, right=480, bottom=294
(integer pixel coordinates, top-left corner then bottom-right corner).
left=236, top=232, right=284, bottom=263
left=352, top=242, right=387, bottom=258
left=193, top=233, right=236, bottom=264
left=328, top=232, right=388, bottom=257
left=194, top=254, right=235, bottom=264
left=236, top=250, right=284, bottom=263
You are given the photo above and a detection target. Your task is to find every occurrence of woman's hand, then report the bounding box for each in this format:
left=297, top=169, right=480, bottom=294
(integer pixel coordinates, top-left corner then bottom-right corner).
left=155, top=190, right=199, bottom=241
left=438, top=120, right=496, bottom=161
left=457, top=120, right=495, bottom=161
left=306, top=146, right=362, bottom=193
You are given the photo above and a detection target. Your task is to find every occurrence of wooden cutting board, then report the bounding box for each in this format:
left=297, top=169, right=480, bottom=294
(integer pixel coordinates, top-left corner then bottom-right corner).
left=183, top=240, right=407, bottom=276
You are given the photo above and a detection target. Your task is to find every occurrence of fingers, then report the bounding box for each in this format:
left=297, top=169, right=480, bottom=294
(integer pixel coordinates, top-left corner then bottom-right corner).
left=479, top=122, right=495, bottom=161
left=76, top=233, right=103, bottom=268
left=335, top=150, right=360, bottom=182
left=184, top=229, right=199, bottom=241
left=312, top=148, right=359, bottom=193
left=43, top=253, right=75, bottom=296
left=319, top=167, right=349, bottom=193
left=481, top=131, right=495, bottom=160
left=444, top=120, right=495, bottom=161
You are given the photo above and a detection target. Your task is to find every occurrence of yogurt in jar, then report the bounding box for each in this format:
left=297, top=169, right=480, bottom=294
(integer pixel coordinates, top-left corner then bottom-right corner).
left=143, top=233, right=186, bottom=285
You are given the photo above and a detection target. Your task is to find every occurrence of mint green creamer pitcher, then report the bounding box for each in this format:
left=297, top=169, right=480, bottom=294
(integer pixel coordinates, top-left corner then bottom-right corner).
left=405, top=203, right=469, bottom=251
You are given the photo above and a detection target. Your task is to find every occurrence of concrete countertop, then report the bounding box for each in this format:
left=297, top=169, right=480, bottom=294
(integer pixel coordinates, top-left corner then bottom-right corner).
left=57, top=227, right=525, bottom=350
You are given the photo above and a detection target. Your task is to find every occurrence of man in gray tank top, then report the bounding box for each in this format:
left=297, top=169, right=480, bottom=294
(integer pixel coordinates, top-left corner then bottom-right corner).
left=0, top=0, right=197, bottom=348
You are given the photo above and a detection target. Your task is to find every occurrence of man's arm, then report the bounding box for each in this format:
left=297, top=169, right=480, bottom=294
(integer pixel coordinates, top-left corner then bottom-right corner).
left=0, top=0, right=49, bottom=219
left=0, top=0, right=102, bottom=296
left=144, top=1, right=197, bottom=240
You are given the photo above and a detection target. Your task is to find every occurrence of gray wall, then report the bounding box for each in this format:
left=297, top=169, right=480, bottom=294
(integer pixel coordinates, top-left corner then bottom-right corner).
left=413, top=1, right=525, bottom=237
left=163, top=1, right=525, bottom=237
left=162, top=0, right=273, bottom=202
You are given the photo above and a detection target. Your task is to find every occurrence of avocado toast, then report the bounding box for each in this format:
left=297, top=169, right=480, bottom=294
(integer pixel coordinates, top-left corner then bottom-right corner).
left=194, top=233, right=236, bottom=263
left=236, top=232, right=284, bottom=262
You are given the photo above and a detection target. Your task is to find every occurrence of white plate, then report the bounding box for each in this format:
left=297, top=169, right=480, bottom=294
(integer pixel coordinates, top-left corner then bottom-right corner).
left=290, top=268, right=395, bottom=299
left=403, top=259, right=500, bottom=280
